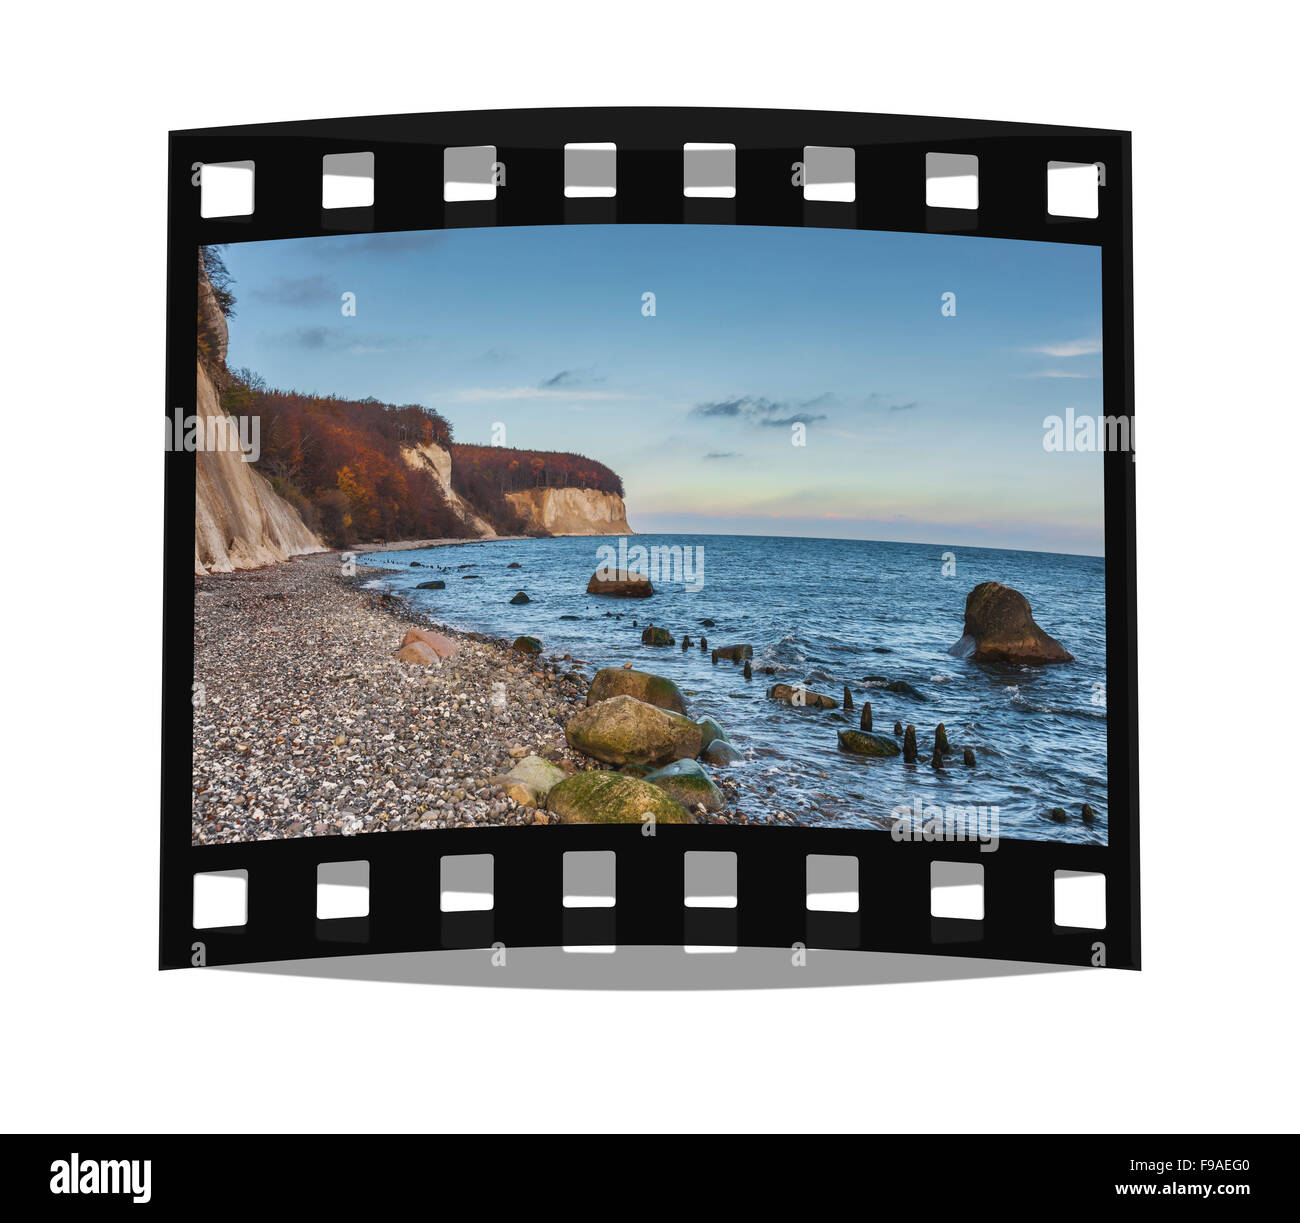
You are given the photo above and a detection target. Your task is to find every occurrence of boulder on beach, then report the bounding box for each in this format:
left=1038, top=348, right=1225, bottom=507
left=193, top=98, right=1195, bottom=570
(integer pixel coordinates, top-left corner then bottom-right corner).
left=490, top=754, right=567, bottom=808
left=565, top=695, right=702, bottom=767
left=509, top=591, right=531, bottom=604
left=393, top=640, right=440, bottom=666
left=415, top=580, right=446, bottom=590
left=640, top=625, right=674, bottom=646
left=587, top=568, right=654, bottom=598
left=586, top=667, right=688, bottom=716
left=400, top=627, right=458, bottom=659
left=643, top=759, right=726, bottom=812
left=767, top=683, right=838, bottom=710
left=512, top=635, right=543, bottom=654
left=546, top=770, right=695, bottom=825
left=949, top=581, right=1074, bottom=664
left=837, top=729, right=902, bottom=757
left=712, top=644, right=752, bottom=662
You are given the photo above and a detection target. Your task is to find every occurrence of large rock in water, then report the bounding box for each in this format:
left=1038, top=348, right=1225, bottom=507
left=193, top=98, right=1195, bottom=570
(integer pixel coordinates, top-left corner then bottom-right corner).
left=837, top=729, right=902, bottom=757
left=566, top=695, right=702, bottom=766
left=586, top=569, right=654, bottom=598
left=949, top=582, right=1074, bottom=664
left=767, top=683, right=838, bottom=710
left=546, top=771, right=695, bottom=824
left=587, top=668, right=688, bottom=715
left=643, top=759, right=726, bottom=812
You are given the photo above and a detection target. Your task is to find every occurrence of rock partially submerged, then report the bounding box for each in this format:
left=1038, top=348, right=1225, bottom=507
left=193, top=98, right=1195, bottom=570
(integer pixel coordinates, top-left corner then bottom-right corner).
left=701, top=739, right=742, bottom=766
left=565, top=695, right=702, bottom=767
left=587, top=667, right=688, bottom=715
left=767, top=683, right=838, bottom=710
left=837, top=729, right=902, bottom=757
left=587, top=569, right=654, bottom=598
left=509, top=591, right=531, bottom=605
left=950, top=581, right=1073, bottom=664
left=643, top=758, right=726, bottom=812
left=546, top=770, right=695, bottom=824
left=863, top=676, right=926, bottom=700
left=696, top=717, right=728, bottom=749
left=640, top=625, right=674, bottom=646
left=713, top=644, right=752, bottom=662
left=415, top=580, right=445, bottom=590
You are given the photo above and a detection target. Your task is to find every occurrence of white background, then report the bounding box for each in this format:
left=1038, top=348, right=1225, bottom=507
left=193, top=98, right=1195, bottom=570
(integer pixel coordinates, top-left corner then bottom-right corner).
left=2, top=1, right=1296, bottom=1133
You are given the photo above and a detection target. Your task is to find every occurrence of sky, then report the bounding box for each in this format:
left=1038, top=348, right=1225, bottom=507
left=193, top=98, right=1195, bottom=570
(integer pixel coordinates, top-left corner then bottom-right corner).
left=219, top=224, right=1105, bottom=555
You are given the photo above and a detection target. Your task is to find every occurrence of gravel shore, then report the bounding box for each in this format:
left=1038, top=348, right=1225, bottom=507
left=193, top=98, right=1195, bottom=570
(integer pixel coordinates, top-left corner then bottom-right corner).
left=191, top=549, right=593, bottom=843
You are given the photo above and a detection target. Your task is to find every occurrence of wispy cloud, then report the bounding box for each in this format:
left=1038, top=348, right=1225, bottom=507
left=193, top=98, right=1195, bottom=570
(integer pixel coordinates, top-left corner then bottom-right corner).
left=253, top=276, right=336, bottom=307
left=1017, top=369, right=1093, bottom=380
left=1025, top=337, right=1102, bottom=358
left=275, top=326, right=419, bottom=354
left=704, top=450, right=741, bottom=460
left=864, top=391, right=923, bottom=414
left=453, top=385, right=639, bottom=403
left=539, top=365, right=607, bottom=389
left=691, top=394, right=831, bottom=427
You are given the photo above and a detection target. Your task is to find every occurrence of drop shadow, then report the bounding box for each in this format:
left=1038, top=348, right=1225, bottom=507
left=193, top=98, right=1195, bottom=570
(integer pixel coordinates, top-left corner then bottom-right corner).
left=221, top=945, right=1081, bottom=991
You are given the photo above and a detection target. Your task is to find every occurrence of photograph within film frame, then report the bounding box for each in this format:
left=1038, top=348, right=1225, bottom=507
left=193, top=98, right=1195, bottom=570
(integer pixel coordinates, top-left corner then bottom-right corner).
left=163, top=108, right=1138, bottom=971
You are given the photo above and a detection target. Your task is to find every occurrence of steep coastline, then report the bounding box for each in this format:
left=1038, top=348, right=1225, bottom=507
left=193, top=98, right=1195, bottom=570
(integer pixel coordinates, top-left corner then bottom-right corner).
left=399, top=441, right=498, bottom=538
left=194, top=256, right=325, bottom=575
left=506, top=486, right=632, bottom=535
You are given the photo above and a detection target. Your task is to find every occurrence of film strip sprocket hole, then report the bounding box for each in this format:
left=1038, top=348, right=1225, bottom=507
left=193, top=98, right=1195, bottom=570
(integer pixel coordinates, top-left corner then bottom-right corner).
left=166, top=108, right=1137, bottom=972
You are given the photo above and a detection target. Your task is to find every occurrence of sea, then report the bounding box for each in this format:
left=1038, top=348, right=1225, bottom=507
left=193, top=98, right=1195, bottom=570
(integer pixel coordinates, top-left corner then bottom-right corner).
left=359, top=534, right=1108, bottom=844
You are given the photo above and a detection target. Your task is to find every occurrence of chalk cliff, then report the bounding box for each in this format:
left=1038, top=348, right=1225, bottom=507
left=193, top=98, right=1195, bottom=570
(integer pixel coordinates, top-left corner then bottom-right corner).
left=193, top=257, right=325, bottom=574
left=399, top=441, right=498, bottom=538
left=506, top=486, right=633, bottom=536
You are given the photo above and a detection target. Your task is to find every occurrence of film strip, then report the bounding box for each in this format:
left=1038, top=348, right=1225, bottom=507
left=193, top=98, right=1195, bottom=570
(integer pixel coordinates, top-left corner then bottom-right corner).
left=163, top=107, right=1138, bottom=972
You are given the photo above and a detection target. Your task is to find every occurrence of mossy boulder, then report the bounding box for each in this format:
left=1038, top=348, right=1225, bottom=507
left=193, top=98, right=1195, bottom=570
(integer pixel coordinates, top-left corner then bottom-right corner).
left=837, top=729, right=902, bottom=757
left=640, top=625, right=674, bottom=646
left=512, top=635, right=543, bottom=655
left=565, top=695, right=702, bottom=767
left=545, top=770, right=695, bottom=825
left=509, top=591, right=531, bottom=605
left=767, top=683, right=838, bottom=710
left=643, top=759, right=726, bottom=812
left=415, top=580, right=446, bottom=590
left=949, top=581, right=1074, bottom=664
left=701, top=739, right=743, bottom=766
left=586, top=667, right=688, bottom=716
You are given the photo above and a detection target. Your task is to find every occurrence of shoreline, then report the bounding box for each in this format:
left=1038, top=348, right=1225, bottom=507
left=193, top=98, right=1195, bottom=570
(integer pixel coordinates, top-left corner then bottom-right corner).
left=191, top=550, right=597, bottom=842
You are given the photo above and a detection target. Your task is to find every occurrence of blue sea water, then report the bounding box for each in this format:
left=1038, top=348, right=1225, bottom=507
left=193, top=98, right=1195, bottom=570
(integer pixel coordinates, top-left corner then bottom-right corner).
left=360, top=535, right=1107, bottom=844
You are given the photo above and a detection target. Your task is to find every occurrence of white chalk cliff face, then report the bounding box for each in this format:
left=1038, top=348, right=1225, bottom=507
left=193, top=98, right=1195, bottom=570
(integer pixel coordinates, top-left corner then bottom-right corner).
left=399, top=442, right=497, bottom=538
left=193, top=266, right=325, bottom=575
left=506, top=486, right=633, bottom=536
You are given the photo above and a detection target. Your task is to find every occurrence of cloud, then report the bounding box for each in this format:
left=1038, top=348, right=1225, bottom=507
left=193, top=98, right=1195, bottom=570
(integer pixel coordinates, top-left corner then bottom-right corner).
left=453, top=385, right=638, bottom=403
left=274, top=326, right=416, bottom=354
left=887, top=400, right=920, bottom=413
left=759, top=413, right=828, bottom=427
left=690, top=394, right=832, bottom=427
left=865, top=391, right=923, bottom=413
left=252, top=275, right=335, bottom=307
left=703, top=451, right=741, bottom=460
left=1018, top=369, right=1093, bottom=380
left=1026, top=337, right=1102, bottom=357
left=539, top=366, right=607, bottom=389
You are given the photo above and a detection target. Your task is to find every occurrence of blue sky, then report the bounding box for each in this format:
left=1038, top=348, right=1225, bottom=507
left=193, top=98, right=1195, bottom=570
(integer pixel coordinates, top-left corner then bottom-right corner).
left=220, top=224, right=1105, bottom=555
